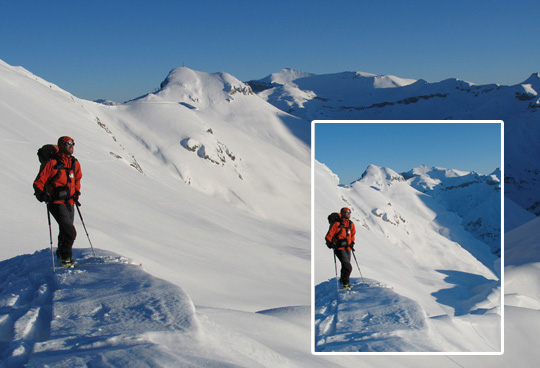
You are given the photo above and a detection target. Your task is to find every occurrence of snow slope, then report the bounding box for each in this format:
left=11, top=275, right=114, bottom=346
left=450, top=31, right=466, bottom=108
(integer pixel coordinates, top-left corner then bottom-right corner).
left=0, top=59, right=312, bottom=312
left=505, top=197, right=536, bottom=233
left=403, top=165, right=502, bottom=255
left=92, top=66, right=311, bottom=227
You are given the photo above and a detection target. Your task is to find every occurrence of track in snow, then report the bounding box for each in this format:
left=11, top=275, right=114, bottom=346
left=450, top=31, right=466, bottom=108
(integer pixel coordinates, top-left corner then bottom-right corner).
left=0, top=250, right=55, bottom=367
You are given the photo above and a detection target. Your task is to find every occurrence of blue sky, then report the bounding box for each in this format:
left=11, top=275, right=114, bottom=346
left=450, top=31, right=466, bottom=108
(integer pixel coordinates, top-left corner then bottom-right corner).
left=0, top=0, right=538, bottom=102
left=314, top=122, right=502, bottom=184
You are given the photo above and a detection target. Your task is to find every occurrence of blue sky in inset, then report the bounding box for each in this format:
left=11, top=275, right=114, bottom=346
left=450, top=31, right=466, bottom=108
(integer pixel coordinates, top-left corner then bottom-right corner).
left=0, top=0, right=538, bottom=102
left=314, top=122, right=502, bottom=185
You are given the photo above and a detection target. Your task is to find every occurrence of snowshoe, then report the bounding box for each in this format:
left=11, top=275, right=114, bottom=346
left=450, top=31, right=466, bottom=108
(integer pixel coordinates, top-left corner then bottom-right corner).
left=61, top=258, right=75, bottom=268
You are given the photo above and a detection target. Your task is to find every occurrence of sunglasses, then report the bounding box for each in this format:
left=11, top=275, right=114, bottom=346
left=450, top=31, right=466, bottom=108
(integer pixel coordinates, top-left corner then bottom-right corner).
left=344, top=211, right=351, bottom=214
left=65, top=141, right=75, bottom=147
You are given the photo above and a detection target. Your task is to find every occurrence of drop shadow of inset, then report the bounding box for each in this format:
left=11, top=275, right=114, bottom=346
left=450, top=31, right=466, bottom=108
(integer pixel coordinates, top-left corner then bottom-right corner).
left=431, top=270, right=499, bottom=316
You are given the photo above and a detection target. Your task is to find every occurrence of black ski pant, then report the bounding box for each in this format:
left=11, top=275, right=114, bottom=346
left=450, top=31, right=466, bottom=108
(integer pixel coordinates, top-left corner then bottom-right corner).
left=334, top=248, right=352, bottom=286
left=48, top=203, right=76, bottom=260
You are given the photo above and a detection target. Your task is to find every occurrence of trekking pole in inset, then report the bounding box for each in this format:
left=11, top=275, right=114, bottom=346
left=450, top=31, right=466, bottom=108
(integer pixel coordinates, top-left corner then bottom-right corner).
left=333, top=252, right=340, bottom=293
left=47, top=207, right=55, bottom=272
left=351, top=249, right=365, bottom=284
left=75, top=203, right=97, bottom=257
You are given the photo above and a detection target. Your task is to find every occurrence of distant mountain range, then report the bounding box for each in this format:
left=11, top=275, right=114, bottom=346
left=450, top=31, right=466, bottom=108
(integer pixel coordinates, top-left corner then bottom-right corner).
left=247, top=68, right=540, bottom=217
left=357, top=164, right=501, bottom=256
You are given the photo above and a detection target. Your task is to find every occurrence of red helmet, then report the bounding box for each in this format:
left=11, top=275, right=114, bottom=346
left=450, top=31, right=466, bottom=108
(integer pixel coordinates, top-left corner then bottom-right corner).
left=57, top=136, right=74, bottom=148
left=340, top=207, right=351, bottom=215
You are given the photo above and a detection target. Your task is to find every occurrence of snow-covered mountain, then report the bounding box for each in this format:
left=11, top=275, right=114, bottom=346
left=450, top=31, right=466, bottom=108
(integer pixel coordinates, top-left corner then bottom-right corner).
left=0, top=60, right=312, bottom=227
left=95, top=66, right=312, bottom=228
left=1, top=58, right=540, bottom=365
left=402, top=165, right=501, bottom=255
left=250, top=68, right=539, bottom=122
left=0, top=58, right=316, bottom=365
left=0, top=59, right=312, bottom=312
left=249, top=69, right=540, bottom=217
left=314, top=162, right=501, bottom=352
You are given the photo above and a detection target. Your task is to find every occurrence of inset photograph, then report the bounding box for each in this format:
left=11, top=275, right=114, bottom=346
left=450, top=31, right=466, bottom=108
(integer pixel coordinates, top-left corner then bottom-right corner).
left=312, top=121, right=503, bottom=354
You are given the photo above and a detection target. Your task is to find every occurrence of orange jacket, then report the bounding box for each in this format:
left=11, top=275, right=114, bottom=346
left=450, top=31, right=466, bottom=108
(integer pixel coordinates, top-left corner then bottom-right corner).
left=325, top=219, right=355, bottom=250
left=34, top=153, right=82, bottom=205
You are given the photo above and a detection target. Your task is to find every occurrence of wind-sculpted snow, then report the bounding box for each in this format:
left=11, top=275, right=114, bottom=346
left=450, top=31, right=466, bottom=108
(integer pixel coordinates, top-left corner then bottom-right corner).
left=0, top=249, right=208, bottom=367
left=315, top=278, right=436, bottom=352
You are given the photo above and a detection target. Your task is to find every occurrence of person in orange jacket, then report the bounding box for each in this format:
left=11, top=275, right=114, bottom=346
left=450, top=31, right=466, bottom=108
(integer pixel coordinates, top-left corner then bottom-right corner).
left=325, top=207, right=356, bottom=289
left=34, top=136, right=82, bottom=266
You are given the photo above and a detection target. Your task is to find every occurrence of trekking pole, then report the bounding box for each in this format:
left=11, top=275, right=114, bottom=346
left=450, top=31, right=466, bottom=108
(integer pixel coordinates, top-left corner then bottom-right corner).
left=351, top=249, right=365, bottom=284
left=75, top=203, right=97, bottom=257
left=47, top=207, right=55, bottom=273
left=333, top=252, right=340, bottom=293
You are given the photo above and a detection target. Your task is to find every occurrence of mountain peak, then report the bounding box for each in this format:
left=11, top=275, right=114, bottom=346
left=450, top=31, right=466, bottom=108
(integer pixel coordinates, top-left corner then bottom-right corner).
left=407, top=164, right=434, bottom=176
left=522, top=73, right=540, bottom=84
left=408, top=165, right=471, bottom=179
left=161, top=67, right=245, bottom=90
left=279, top=67, right=305, bottom=74
left=521, top=73, right=540, bottom=94
left=357, top=164, right=404, bottom=186
left=258, top=68, right=313, bottom=86
left=152, top=67, right=253, bottom=103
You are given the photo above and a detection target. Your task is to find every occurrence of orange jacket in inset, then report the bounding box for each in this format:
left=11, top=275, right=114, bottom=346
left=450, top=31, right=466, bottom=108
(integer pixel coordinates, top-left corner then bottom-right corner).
left=325, top=218, right=355, bottom=250
left=34, top=153, right=82, bottom=205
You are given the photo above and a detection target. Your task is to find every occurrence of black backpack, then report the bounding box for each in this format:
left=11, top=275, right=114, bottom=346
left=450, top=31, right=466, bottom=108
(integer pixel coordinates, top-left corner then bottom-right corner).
left=326, top=213, right=340, bottom=248
left=37, top=144, right=59, bottom=170
left=326, top=212, right=351, bottom=249
left=36, top=144, right=77, bottom=201
left=327, top=212, right=341, bottom=226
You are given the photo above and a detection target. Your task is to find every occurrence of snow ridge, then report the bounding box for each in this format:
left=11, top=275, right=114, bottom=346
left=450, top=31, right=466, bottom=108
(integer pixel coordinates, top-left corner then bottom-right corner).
left=0, top=249, right=207, bottom=367
left=315, top=278, right=437, bottom=352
